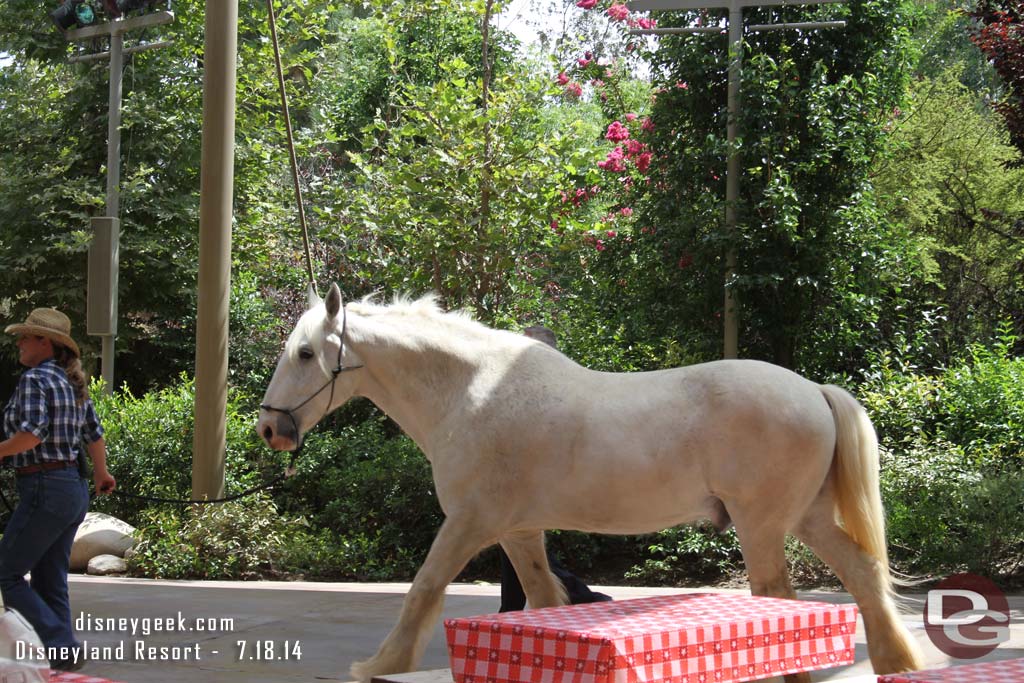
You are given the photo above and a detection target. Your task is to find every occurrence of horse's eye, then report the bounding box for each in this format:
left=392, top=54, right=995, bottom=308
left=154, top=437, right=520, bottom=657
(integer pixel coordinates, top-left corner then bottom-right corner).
left=298, top=347, right=314, bottom=361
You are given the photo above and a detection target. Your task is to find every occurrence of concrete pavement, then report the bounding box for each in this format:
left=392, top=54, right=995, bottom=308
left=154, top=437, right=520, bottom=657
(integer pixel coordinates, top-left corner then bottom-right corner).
left=9, top=578, right=1024, bottom=682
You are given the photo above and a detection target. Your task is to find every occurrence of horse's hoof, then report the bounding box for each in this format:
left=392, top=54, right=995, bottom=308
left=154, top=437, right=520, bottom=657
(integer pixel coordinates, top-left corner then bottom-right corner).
left=350, top=659, right=373, bottom=683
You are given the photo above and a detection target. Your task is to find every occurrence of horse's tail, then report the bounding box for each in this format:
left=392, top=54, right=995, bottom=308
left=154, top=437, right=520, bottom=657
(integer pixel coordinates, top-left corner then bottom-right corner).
left=820, top=384, right=890, bottom=581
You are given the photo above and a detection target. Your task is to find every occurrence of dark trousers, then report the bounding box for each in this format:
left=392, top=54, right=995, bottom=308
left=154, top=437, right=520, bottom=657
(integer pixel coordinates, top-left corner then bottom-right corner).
left=0, top=469, right=88, bottom=649
left=498, top=547, right=608, bottom=612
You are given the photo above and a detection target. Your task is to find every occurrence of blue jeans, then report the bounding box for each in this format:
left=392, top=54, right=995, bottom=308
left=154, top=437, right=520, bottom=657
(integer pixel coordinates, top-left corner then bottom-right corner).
left=0, top=468, right=89, bottom=650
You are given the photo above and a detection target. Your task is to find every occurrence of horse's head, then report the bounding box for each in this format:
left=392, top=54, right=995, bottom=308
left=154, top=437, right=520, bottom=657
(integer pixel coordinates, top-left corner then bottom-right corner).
left=257, top=282, right=363, bottom=451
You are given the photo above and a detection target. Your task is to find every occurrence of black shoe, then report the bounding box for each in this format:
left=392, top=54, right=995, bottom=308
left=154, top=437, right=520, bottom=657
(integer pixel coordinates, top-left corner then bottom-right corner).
left=570, top=590, right=613, bottom=605
left=50, top=656, right=85, bottom=672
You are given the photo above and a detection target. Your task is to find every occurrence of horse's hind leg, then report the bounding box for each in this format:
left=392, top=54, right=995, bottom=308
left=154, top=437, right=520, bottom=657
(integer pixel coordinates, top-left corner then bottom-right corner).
left=795, top=495, right=924, bottom=674
left=732, top=515, right=811, bottom=683
left=351, top=516, right=495, bottom=683
left=500, top=530, right=568, bottom=609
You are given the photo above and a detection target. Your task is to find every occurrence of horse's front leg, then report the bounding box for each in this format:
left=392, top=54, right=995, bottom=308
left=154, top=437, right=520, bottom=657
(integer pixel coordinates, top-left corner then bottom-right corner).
left=350, top=516, right=494, bottom=683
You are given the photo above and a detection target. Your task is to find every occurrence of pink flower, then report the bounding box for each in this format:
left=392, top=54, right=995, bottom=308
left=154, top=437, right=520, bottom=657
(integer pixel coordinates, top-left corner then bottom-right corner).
left=597, top=146, right=627, bottom=172
left=556, top=71, right=570, bottom=85
left=550, top=220, right=560, bottom=231
left=595, top=240, right=607, bottom=251
left=637, top=17, right=657, bottom=29
left=635, top=152, right=652, bottom=172
left=576, top=0, right=598, bottom=8
left=676, top=81, right=689, bottom=89
left=625, top=112, right=638, bottom=121
left=607, top=3, right=630, bottom=21
left=619, top=207, right=633, bottom=217
left=605, top=120, right=630, bottom=142
left=591, top=79, right=605, bottom=88
left=578, top=57, right=592, bottom=68
left=641, top=117, right=655, bottom=133
left=564, top=81, right=583, bottom=98
left=625, top=139, right=644, bottom=156
left=606, top=230, right=618, bottom=237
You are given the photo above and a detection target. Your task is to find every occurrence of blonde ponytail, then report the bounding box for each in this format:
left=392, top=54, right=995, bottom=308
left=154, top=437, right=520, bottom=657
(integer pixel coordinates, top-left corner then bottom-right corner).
left=54, top=345, right=88, bottom=405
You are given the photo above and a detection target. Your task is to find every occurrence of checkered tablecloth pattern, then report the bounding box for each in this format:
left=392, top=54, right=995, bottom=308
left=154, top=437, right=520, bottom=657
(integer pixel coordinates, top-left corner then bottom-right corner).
left=50, top=672, right=124, bottom=682
left=444, top=593, right=858, bottom=683
left=879, top=658, right=1024, bottom=683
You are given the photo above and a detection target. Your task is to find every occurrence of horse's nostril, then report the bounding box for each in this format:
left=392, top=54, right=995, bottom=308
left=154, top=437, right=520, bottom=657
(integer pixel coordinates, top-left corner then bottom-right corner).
left=262, top=425, right=274, bottom=442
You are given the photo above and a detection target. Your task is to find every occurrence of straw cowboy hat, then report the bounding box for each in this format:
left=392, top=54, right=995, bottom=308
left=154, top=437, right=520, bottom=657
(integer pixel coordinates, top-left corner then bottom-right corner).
left=5, top=308, right=80, bottom=358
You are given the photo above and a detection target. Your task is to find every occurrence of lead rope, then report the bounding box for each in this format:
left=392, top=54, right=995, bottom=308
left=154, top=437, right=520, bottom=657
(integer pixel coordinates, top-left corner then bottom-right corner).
left=266, top=0, right=316, bottom=288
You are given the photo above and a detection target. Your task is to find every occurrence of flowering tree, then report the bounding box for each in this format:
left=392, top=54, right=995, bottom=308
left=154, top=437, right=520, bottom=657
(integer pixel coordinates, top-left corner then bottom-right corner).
left=550, top=0, right=924, bottom=372
left=969, top=0, right=1024, bottom=166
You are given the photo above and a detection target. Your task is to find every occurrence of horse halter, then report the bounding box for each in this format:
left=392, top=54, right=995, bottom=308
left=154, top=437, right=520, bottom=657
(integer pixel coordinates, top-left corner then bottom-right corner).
left=260, top=304, right=363, bottom=450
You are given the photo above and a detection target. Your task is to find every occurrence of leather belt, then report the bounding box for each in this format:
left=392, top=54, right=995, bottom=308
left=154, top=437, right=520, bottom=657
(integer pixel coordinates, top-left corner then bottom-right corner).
left=15, top=461, right=75, bottom=476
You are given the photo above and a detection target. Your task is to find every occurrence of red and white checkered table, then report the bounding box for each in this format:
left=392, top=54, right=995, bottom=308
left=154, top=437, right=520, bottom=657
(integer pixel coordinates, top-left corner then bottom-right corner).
left=879, top=657, right=1024, bottom=683
left=50, top=672, right=123, bottom=683
left=445, top=593, right=858, bottom=683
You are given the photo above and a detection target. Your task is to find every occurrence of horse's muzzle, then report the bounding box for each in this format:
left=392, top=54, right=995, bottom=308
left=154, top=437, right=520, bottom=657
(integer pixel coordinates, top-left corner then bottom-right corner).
left=257, top=409, right=300, bottom=452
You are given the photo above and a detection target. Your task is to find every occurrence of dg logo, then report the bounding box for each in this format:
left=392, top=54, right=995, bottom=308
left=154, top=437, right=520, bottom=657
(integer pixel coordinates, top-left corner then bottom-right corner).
left=924, top=573, right=1010, bottom=659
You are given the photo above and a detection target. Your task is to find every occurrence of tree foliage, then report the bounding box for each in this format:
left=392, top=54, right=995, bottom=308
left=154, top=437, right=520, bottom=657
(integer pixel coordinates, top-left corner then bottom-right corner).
left=969, top=0, right=1024, bottom=165
left=873, top=67, right=1024, bottom=358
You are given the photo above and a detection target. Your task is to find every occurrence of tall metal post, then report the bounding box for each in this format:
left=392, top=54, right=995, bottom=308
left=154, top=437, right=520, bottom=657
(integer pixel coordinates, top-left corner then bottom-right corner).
left=723, top=5, right=741, bottom=359
left=191, top=0, right=238, bottom=500
left=99, top=31, right=123, bottom=387
left=64, top=11, right=175, bottom=393
left=628, top=0, right=844, bottom=359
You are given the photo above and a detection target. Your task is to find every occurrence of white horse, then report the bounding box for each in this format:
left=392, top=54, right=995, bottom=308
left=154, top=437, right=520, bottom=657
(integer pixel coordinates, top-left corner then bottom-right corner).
left=257, top=283, right=924, bottom=683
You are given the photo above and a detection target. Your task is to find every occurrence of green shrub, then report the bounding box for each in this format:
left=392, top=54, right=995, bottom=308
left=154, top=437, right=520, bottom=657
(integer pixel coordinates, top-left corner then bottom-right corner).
left=89, top=375, right=286, bottom=525
left=127, top=494, right=299, bottom=580
left=624, top=526, right=742, bottom=584
left=861, top=328, right=1024, bottom=581
left=880, top=442, right=1024, bottom=576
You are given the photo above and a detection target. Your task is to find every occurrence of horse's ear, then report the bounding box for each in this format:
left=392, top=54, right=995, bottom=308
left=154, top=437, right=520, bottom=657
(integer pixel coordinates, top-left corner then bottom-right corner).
left=325, top=282, right=343, bottom=320
left=306, top=283, right=322, bottom=309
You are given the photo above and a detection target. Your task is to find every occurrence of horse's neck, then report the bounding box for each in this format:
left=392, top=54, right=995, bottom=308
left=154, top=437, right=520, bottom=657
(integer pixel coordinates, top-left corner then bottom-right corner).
left=351, top=319, right=478, bottom=449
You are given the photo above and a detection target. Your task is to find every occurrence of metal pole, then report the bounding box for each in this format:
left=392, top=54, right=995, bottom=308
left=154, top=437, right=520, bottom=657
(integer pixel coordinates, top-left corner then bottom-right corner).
left=100, top=29, right=124, bottom=392
left=192, top=0, right=238, bottom=500
left=723, top=2, right=741, bottom=359
left=68, top=11, right=173, bottom=393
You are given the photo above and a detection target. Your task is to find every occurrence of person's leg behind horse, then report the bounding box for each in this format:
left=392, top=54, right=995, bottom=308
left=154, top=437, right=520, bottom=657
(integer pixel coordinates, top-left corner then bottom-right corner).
left=500, top=530, right=567, bottom=610
left=498, top=547, right=527, bottom=612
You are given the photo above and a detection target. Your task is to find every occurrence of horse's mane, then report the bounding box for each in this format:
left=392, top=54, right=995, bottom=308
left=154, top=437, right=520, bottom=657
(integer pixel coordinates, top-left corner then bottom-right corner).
left=288, top=293, right=506, bottom=370
left=348, top=293, right=491, bottom=340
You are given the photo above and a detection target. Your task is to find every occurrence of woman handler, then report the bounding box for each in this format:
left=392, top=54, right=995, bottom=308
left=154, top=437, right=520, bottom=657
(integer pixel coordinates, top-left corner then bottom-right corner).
left=0, top=307, right=116, bottom=671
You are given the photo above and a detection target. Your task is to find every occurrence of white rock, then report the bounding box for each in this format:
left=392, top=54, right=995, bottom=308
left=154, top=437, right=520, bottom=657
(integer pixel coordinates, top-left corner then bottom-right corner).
left=86, top=554, right=128, bottom=576
left=71, top=512, right=136, bottom=571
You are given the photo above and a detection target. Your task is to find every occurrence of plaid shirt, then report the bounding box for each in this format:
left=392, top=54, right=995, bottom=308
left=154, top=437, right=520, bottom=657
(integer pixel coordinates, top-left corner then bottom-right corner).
left=3, top=359, right=104, bottom=468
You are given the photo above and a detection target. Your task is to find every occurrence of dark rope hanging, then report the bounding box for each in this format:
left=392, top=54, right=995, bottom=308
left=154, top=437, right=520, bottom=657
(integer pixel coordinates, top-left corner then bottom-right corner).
left=266, top=0, right=316, bottom=289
